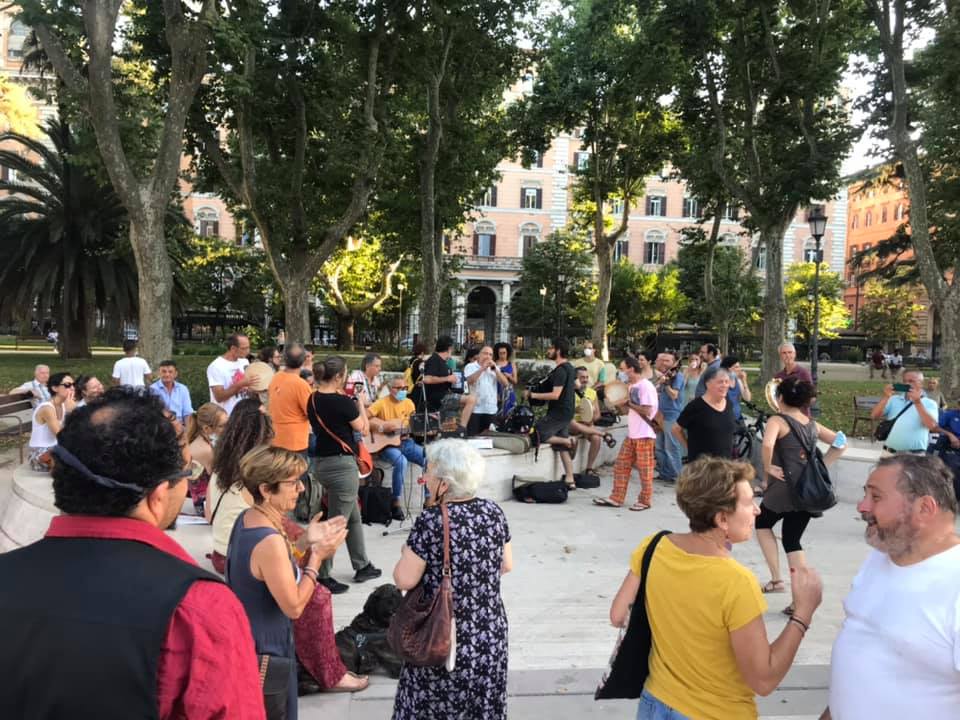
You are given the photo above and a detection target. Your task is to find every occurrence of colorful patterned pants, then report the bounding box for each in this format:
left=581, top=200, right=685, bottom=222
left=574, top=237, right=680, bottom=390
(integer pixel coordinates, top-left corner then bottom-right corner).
left=612, top=437, right=655, bottom=506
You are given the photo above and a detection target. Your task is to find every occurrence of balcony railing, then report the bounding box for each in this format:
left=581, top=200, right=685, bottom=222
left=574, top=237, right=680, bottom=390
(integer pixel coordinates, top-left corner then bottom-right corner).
left=460, top=255, right=524, bottom=272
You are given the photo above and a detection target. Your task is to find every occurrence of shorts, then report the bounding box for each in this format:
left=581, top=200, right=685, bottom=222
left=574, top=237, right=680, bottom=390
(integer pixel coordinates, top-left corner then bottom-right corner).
left=468, top=413, right=495, bottom=436
left=535, top=416, right=570, bottom=442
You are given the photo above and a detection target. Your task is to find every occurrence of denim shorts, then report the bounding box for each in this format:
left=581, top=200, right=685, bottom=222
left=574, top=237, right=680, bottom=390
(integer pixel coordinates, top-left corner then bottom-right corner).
left=637, top=689, right=691, bottom=720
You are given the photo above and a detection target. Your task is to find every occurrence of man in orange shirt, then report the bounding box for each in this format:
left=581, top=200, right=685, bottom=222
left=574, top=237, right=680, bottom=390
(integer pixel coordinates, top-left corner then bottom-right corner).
left=268, top=343, right=313, bottom=454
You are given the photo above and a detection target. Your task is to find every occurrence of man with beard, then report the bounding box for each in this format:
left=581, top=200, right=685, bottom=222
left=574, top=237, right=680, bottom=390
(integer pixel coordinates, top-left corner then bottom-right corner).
left=0, top=387, right=265, bottom=719
left=821, top=455, right=960, bottom=720
left=525, top=338, right=577, bottom=490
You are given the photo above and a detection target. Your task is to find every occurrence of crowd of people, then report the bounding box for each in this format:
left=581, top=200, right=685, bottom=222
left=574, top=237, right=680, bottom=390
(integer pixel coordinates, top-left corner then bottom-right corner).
left=2, top=332, right=960, bottom=720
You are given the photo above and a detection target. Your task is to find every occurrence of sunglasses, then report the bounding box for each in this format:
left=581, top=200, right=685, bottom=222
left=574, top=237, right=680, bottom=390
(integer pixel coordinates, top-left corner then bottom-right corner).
left=59, top=382, right=75, bottom=389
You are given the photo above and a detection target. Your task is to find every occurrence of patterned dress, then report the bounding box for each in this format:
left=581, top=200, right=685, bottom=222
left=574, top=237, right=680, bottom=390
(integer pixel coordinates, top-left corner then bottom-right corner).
left=392, top=498, right=511, bottom=720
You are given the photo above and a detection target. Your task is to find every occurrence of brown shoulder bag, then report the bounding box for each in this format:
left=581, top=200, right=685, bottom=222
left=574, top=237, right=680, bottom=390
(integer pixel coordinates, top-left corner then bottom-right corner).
left=387, top=501, right=455, bottom=667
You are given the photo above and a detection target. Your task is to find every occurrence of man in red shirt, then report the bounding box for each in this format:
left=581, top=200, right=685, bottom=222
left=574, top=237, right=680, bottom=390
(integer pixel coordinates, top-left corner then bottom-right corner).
left=0, top=387, right=265, bottom=720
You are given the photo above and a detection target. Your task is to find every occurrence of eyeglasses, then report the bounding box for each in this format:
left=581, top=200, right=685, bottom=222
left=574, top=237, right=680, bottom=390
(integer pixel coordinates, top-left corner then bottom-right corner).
left=275, top=478, right=305, bottom=487
left=58, top=382, right=75, bottom=389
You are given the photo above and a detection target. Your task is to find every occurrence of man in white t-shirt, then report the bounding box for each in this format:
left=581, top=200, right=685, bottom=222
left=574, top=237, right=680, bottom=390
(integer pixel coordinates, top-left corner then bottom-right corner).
left=822, top=454, right=960, bottom=720
left=207, top=334, right=254, bottom=415
left=464, top=345, right=508, bottom=435
left=111, top=340, right=152, bottom=387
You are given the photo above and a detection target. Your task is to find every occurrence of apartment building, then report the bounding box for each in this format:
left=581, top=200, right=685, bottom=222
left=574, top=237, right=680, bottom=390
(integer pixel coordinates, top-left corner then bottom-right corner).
left=844, top=171, right=936, bottom=351
left=443, top=131, right=849, bottom=346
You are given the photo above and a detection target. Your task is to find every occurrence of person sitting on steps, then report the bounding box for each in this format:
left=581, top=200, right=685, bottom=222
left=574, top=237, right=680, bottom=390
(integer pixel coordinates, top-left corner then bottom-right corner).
left=569, top=365, right=616, bottom=478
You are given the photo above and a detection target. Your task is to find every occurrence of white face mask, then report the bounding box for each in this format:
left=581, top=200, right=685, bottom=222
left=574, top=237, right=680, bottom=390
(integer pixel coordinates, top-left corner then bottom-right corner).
left=208, top=433, right=219, bottom=448
left=617, top=371, right=629, bottom=383
left=583, top=348, right=594, bottom=357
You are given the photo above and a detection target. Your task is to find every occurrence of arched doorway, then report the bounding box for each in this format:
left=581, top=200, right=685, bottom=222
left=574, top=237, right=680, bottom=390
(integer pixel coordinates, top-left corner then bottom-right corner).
left=465, top=286, right=497, bottom=346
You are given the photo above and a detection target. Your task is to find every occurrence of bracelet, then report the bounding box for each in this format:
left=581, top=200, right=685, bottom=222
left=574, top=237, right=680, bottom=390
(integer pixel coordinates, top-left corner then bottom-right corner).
left=302, top=567, right=319, bottom=582
left=788, top=616, right=809, bottom=634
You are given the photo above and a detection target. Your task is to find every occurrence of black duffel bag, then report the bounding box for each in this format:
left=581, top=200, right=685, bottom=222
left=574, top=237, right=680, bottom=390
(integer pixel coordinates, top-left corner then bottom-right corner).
left=512, top=476, right=568, bottom=503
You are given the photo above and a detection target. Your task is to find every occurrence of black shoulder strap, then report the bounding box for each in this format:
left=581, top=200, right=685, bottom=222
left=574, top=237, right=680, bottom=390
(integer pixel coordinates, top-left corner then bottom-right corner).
left=782, top=415, right=816, bottom=455
left=636, top=530, right=672, bottom=606
left=889, top=399, right=913, bottom=426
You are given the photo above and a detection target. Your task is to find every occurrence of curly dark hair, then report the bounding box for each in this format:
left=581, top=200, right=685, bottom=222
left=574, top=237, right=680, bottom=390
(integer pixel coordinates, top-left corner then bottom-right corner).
left=777, top=376, right=817, bottom=409
left=493, top=342, right=513, bottom=360
left=212, top=397, right=275, bottom=491
left=52, top=386, right=184, bottom=516
left=47, top=371, right=73, bottom=394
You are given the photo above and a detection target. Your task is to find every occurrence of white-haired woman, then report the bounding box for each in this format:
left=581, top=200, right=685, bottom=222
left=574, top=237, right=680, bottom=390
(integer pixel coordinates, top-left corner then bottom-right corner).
left=391, top=439, right=513, bottom=720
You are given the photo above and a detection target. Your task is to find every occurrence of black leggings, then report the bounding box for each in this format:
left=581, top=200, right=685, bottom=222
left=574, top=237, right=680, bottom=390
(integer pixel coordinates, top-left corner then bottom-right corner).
left=755, top=504, right=813, bottom=554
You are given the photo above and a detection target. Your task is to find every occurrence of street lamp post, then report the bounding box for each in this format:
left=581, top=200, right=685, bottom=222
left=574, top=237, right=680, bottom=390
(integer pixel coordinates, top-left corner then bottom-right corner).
left=807, top=205, right=828, bottom=397
left=396, top=282, right=405, bottom=358
left=556, top=272, right=567, bottom=340
left=539, top=286, right=547, bottom=355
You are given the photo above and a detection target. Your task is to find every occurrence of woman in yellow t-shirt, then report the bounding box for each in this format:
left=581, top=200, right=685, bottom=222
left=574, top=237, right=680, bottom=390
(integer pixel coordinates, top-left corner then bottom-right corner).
left=609, top=457, right=823, bottom=720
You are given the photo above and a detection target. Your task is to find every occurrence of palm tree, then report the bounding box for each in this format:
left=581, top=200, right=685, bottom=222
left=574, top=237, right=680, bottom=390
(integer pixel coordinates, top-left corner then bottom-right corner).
left=0, top=119, right=137, bottom=358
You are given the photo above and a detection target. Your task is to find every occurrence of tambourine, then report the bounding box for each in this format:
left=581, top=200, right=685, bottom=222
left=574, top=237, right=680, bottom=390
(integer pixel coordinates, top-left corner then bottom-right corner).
left=603, top=380, right=630, bottom=410
left=764, top=378, right=781, bottom=413
left=244, top=361, right=275, bottom=392
left=577, top=395, right=595, bottom=423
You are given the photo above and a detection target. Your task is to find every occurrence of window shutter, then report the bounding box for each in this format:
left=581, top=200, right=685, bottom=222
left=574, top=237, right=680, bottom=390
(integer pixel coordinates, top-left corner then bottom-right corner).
left=645, top=197, right=652, bottom=215
left=490, top=234, right=497, bottom=256
left=473, top=232, right=479, bottom=255
left=536, top=153, right=543, bottom=168
left=659, top=197, right=667, bottom=217
left=520, top=187, right=526, bottom=208
left=622, top=241, right=629, bottom=261
left=536, top=189, right=543, bottom=209
left=573, top=152, right=580, bottom=169
left=212, top=221, right=220, bottom=237
left=491, top=186, right=497, bottom=207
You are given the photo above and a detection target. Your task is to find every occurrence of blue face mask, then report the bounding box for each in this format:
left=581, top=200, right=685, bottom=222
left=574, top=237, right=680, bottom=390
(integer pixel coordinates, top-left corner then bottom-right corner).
left=395, top=390, right=407, bottom=402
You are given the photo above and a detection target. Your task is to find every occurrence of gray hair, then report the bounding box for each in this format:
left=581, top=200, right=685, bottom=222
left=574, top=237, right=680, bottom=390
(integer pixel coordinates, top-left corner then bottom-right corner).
left=425, top=439, right=484, bottom=500
left=283, top=342, right=305, bottom=369
left=779, top=342, right=796, bottom=352
left=877, top=454, right=957, bottom=515
left=35, top=364, right=50, bottom=372
left=701, top=365, right=726, bottom=386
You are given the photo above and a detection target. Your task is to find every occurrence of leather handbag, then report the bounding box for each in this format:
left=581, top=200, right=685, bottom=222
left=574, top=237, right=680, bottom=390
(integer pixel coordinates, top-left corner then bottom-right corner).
left=874, top=401, right=912, bottom=442
left=595, top=530, right=671, bottom=700
left=259, top=653, right=294, bottom=720
left=311, top=394, right=374, bottom=477
left=387, top=502, right=455, bottom=667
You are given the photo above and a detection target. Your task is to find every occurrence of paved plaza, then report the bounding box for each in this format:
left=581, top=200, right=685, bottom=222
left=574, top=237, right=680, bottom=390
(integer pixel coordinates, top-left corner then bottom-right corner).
left=0, top=442, right=881, bottom=719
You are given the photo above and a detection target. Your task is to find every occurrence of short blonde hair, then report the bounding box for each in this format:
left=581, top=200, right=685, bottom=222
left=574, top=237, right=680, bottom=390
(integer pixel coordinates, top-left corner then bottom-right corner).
left=676, top=457, right=755, bottom=532
left=239, top=445, right=307, bottom=504
left=426, top=439, right=484, bottom=499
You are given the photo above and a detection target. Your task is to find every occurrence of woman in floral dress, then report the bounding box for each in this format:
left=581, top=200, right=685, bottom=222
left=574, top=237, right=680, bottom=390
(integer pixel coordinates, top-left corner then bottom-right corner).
left=391, top=439, right=513, bottom=720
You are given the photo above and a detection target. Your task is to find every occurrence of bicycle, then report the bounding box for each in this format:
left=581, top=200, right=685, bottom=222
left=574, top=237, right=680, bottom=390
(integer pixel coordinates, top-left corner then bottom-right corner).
left=735, top=400, right=772, bottom=490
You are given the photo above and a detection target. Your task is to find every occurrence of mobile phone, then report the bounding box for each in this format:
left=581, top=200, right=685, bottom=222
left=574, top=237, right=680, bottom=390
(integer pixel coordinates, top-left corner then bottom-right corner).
left=893, top=383, right=910, bottom=392
left=344, top=381, right=355, bottom=397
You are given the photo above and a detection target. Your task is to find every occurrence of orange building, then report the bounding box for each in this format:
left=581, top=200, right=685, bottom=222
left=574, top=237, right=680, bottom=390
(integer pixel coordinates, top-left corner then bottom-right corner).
left=844, top=170, right=935, bottom=350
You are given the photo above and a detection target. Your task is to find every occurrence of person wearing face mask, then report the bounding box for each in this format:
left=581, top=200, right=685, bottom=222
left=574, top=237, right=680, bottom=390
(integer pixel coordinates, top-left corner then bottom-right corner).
left=186, top=403, right=228, bottom=515
left=580, top=340, right=607, bottom=389
left=368, top=377, right=427, bottom=521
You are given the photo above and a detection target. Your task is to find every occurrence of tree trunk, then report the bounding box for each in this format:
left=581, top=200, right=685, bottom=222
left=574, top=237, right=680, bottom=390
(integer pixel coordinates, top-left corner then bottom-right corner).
left=592, top=239, right=614, bottom=356
left=718, top=322, right=731, bottom=357
left=939, top=293, right=960, bottom=402
left=418, top=74, right=444, bottom=348
left=128, top=208, right=174, bottom=366
left=704, top=211, right=723, bottom=306
left=760, top=220, right=791, bottom=383
left=279, top=270, right=313, bottom=345
left=337, top=314, right=356, bottom=352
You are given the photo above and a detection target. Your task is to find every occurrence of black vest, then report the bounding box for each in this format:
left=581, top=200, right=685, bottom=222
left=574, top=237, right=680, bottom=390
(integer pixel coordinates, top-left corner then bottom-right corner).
left=0, top=535, right=223, bottom=719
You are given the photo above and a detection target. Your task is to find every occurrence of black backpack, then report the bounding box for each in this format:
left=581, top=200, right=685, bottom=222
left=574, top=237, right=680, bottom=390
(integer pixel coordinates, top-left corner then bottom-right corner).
left=358, top=468, right=393, bottom=525
left=512, top=476, right=568, bottom=503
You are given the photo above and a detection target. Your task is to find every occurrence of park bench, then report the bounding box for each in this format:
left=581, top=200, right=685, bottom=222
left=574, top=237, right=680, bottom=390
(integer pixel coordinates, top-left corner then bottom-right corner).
left=851, top=395, right=881, bottom=440
left=0, top=392, right=33, bottom=463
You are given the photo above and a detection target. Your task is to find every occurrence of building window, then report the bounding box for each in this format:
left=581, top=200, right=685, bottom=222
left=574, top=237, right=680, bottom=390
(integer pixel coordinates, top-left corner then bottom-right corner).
left=644, top=230, right=666, bottom=265
left=754, top=244, right=766, bottom=272
left=803, top=239, right=819, bottom=263
left=574, top=152, right=590, bottom=171
left=196, top=208, right=220, bottom=238
left=610, top=197, right=625, bottom=217
left=0, top=165, right=16, bottom=183
left=531, top=150, right=543, bottom=168
left=646, top=194, right=667, bottom=217
left=881, top=205, right=888, bottom=223
left=481, top=186, right=497, bottom=207
left=614, top=238, right=629, bottom=262
left=473, top=221, right=496, bottom=257
left=7, top=20, right=27, bottom=59
left=521, top=186, right=542, bottom=209
left=720, top=232, right=738, bottom=246
left=722, top=204, right=739, bottom=221
left=851, top=214, right=859, bottom=229
left=520, top=222, right=540, bottom=257
left=895, top=203, right=905, bottom=220
left=682, top=196, right=700, bottom=218
left=865, top=210, right=873, bottom=227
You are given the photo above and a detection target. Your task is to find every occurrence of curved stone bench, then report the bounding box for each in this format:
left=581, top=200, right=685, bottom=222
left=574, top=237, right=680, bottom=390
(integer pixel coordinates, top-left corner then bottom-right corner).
left=0, top=464, right=57, bottom=552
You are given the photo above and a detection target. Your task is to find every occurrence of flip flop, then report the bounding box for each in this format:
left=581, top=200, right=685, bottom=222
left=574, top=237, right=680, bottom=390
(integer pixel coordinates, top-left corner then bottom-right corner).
left=761, top=580, right=786, bottom=593
left=592, top=497, right=622, bottom=508
left=602, top=432, right=617, bottom=448
left=629, top=502, right=651, bottom=512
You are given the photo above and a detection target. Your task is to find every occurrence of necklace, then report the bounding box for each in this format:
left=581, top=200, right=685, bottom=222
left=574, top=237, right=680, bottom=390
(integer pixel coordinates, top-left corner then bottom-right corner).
left=251, top=504, right=302, bottom=560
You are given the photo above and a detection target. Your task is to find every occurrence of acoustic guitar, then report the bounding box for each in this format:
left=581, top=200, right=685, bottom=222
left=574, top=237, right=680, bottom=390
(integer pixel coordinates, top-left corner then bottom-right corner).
left=363, top=423, right=409, bottom=454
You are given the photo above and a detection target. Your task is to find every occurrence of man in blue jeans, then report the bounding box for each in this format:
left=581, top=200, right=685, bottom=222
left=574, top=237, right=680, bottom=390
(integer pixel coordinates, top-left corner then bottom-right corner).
left=654, top=351, right=685, bottom=482
left=367, top=376, right=426, bottom=521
